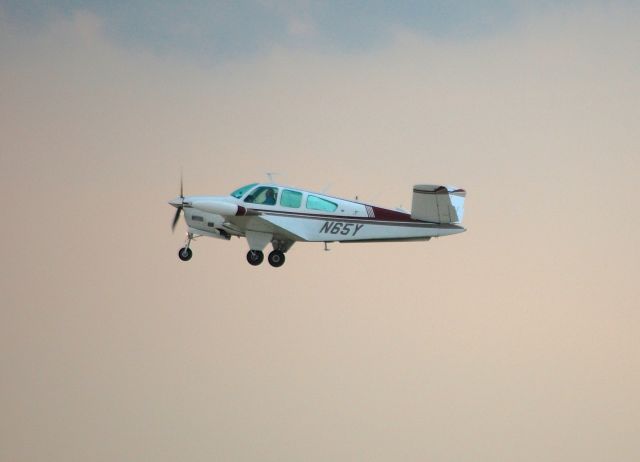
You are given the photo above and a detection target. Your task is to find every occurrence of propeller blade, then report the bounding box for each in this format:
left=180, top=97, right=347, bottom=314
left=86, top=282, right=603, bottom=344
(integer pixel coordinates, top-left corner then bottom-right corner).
left=171, top=207, right=182, bottom=232
left=180, top=169, right=184, bottom=199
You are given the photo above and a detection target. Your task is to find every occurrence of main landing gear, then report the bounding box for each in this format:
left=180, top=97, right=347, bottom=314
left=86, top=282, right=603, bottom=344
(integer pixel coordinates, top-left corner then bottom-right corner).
left=246, top=250, right=264, bottom=266
left=246, top=249, right=285, bottom=268
left=267, top=250, right=285, bottom=267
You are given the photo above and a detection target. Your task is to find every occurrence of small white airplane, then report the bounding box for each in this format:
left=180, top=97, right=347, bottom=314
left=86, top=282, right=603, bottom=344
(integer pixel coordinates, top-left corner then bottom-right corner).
left=169, top=180, right=466, bottom=267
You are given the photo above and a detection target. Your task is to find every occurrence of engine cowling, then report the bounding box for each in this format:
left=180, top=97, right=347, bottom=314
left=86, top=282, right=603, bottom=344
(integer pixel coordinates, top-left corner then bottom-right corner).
left=190, top=199, right=249, bottom=216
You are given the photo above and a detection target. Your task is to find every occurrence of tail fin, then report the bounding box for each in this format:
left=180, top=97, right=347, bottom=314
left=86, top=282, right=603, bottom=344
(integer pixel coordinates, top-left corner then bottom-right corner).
left=411, top=185, right=466, bottom=224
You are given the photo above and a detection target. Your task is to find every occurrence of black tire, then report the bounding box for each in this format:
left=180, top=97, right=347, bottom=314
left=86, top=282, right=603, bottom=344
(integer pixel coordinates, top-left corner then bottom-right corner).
left=178, top=247, right=192, bottom=261
left=246, top=250, right=264, bottom=266
left=268, top=250, right=285, bottom=268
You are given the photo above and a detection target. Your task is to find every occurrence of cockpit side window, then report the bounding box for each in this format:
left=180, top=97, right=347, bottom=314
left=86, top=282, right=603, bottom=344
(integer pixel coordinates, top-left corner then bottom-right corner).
left=306, top=195, right=338, bottom=212
left=230, top=183, right=258, bottom=199
left=280, top=190, right=302, bottom=208
left=244, top=186, right=278, bottom=206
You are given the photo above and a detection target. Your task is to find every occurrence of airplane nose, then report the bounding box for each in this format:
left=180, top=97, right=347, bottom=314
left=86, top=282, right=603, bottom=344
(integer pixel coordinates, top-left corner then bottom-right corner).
left=168, top=197, right=183, bottom=208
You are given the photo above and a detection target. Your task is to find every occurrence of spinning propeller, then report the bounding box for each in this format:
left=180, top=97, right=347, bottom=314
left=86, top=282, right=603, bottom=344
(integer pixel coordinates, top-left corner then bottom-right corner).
left=171, top=174, right=184, bottom=232
left=169, top=173, right=255, bottom=233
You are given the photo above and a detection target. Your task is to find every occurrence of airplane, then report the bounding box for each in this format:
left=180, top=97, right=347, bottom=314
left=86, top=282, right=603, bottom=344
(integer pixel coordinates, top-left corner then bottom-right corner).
left=169, top=180, right=466, bottom=267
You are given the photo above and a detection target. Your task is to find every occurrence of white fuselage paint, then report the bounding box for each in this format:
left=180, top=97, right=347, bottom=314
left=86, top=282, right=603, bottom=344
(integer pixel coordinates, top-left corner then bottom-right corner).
left=258, top=212, right=463, bottom=242
left=181, top=188, right=465, bottom=243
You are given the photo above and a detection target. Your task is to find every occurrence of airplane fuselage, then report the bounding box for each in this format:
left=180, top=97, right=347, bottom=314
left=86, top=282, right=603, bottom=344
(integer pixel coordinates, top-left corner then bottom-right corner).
left=169, top=182, right=466, bottom=266
left=178, top=185, right=464, bottom=243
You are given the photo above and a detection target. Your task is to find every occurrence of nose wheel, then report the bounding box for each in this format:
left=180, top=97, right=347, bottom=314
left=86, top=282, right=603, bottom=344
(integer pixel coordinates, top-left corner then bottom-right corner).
left=177, top=233, right=194, bottom=262
left=178, top=247, right=193, bottom=261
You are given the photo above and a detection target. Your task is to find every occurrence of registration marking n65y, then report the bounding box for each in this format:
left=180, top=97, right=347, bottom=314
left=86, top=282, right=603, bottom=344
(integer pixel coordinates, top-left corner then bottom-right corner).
left=319, top=221, right=365, bottom=236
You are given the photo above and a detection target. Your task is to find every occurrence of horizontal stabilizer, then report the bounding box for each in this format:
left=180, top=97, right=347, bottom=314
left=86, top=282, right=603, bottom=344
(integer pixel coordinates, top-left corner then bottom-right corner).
left=411, top=185, right=466, bottom=224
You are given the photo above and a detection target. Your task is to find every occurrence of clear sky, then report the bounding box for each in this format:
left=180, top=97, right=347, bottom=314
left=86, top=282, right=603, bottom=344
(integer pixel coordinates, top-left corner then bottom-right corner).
left=1, top=1, right=593, bottom=59
left=1, top=2, right=639, bottom=461
left=2, top=1, right=506, bottom=48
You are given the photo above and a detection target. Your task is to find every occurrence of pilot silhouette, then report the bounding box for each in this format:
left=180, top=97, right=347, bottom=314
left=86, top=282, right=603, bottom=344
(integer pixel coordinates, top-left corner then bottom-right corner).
left=264, top=188, right=276, bottom=205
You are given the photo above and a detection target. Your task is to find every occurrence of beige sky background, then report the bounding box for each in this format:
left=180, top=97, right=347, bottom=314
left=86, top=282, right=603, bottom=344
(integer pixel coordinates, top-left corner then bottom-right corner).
left=1, top=3, right=639, bottom=461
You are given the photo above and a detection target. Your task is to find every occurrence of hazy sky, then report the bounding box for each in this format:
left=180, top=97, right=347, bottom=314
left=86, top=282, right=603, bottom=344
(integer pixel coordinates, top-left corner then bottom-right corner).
left=1, top=2, right=639, bottom=461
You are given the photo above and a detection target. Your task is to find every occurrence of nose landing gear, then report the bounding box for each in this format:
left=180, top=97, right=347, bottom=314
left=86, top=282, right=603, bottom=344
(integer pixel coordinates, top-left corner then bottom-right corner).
left=178, top=233, right=194, bottom=262
left=178, top=247, right=193, bottom=261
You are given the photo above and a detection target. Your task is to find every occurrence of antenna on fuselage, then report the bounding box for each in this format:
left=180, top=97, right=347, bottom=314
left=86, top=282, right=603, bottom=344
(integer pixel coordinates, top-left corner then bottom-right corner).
left=266, top=172, right=280, bottom=183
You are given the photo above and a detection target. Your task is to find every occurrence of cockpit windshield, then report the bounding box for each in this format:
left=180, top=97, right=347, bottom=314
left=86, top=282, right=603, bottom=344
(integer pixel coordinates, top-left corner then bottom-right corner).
left=230, top=183, right=258, bottom=199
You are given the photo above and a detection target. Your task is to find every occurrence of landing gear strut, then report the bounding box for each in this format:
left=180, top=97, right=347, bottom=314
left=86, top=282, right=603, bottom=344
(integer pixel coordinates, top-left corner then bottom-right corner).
left=244, top=238, right=292, bottom=267
left=178, top=233, right=194, bottom=262
left=246, top=250, right=264, bottom=266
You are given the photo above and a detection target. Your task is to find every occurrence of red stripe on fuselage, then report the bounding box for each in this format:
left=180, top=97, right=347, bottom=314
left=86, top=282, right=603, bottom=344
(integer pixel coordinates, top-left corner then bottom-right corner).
left=370, top=206, right=413, bottom=221
left=247, top=208, right=443, bottom=225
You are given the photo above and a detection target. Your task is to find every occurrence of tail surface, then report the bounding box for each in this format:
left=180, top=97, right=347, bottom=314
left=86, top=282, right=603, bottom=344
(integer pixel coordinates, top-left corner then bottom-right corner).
left=411, top=185, right=466, bottom=224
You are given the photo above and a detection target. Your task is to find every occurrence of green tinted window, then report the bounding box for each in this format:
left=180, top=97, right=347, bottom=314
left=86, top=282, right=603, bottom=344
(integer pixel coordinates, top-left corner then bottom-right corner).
left=230, top=183, right=258, bottom=199
left=306, top=195, right=338, bottom=212
left=244, top=186, right=278, bottom=205
left=280, top=190, right=302, bottom=208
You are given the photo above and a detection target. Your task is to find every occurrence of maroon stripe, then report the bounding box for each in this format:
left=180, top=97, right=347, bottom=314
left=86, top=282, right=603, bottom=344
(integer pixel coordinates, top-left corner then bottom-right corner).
left=258, top=208, right=421, bottom=223
left=261, top=210, right=462, bottom=229
left=370, top=206, right=412, bottom=221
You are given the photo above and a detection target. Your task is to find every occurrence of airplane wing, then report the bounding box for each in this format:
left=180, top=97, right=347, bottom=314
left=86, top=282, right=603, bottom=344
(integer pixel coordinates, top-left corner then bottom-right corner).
left=224, top=213, right=305, bottom=242
left=187, top=197, right=304, bottom=247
